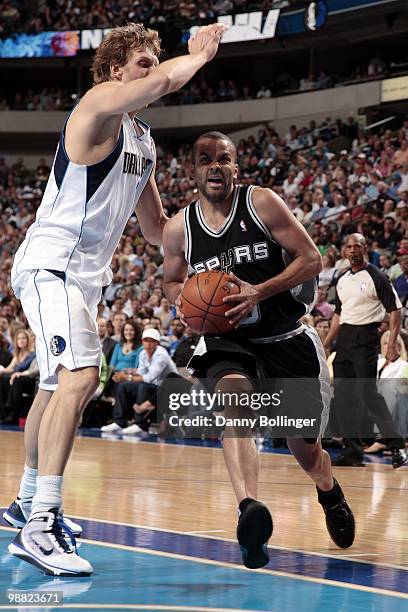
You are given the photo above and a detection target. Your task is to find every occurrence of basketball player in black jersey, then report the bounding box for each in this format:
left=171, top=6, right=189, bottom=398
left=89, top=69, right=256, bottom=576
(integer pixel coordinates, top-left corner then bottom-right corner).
left=163, top=132, right=355, bottom=568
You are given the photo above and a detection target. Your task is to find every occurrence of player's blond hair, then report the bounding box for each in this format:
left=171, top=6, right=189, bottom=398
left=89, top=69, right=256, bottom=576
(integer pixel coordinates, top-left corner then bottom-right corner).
left=91, top=23, right=161, bottom=85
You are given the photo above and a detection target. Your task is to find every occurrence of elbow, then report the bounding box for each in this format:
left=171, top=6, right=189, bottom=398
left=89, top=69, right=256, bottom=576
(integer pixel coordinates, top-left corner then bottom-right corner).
left=142, top=214, right=168, bottom=246
left=312, top=251, right=323, bottom=276
left=144, top=232, right=161, bottom=246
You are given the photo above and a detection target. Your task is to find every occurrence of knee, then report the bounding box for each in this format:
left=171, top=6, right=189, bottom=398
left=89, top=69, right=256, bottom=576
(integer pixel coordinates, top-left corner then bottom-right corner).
left=215, top=373, right=253, bottom=394
left=288, top=438, right=325, bottom=474
left=215, top=374, right=254, bottom=417
left=58, top=367, right=100, bottom=400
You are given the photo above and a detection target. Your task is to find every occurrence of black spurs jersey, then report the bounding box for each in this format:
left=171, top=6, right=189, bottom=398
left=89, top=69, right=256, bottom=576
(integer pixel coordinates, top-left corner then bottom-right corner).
left=183, top=185, right=317, bottom=340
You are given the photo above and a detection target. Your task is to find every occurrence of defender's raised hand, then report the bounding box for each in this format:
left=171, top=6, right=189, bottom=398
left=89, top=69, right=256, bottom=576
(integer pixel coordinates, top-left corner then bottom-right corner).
left=188, top=24, right=228, bottom=62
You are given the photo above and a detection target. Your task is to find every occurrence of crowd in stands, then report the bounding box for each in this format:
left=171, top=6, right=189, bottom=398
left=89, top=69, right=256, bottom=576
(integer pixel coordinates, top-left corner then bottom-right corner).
left=0, top=55, right=395, bottom=111
left=0, top=89, right=75, bottom=112
left=1, top=114, right=408, bottom=442
left=0, top=0, right=295, bottom=38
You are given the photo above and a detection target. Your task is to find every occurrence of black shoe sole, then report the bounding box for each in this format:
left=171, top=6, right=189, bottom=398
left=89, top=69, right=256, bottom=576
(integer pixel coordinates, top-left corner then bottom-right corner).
left=237, top=502, right=273, bottom=569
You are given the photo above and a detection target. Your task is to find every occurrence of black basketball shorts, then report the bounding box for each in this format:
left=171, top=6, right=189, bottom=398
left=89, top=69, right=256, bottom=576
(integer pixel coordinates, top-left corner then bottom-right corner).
left=187, top=324, right=331, bottom=439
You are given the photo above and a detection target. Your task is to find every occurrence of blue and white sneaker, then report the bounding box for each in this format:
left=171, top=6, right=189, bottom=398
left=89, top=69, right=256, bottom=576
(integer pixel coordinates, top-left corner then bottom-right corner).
left=3, top=498, right=82, bottom=537
left=8, top=508, right=92, bottom=577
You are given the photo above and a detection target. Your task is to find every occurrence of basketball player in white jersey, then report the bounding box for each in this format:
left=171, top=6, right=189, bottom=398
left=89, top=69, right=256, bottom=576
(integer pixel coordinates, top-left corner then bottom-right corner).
left=163, top=132, right=355, bottom=569
left=4, top=23, right=227, bottom=577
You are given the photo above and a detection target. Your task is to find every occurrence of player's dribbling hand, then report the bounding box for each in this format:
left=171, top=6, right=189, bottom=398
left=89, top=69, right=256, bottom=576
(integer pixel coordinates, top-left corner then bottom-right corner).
left=223, top=272, right=260, bottom=328
left=175, top=293, right=188, bottom=327
left=188, top=24, right=228, bottom=62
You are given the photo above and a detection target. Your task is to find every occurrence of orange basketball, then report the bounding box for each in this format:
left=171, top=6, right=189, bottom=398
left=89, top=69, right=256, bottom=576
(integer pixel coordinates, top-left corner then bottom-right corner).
left=180, top=271, right=240, bottom=335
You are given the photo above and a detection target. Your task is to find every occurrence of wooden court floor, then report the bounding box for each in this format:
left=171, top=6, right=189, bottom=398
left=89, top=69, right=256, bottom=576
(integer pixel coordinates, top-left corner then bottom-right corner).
left=1, top=430, right=407, bottom=568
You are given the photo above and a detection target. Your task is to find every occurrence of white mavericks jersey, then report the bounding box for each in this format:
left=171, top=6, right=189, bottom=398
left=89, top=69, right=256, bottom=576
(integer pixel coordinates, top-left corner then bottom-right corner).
left=11, top=113, right=155, bottom=296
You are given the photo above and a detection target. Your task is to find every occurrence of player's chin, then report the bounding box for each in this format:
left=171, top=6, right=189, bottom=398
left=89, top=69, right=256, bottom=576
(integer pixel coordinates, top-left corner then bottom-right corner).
left=206, top=186, right=229, bottom=202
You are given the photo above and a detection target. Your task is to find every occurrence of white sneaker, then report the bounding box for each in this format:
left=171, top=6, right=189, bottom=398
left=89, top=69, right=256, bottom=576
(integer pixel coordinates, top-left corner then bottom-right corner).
left=101, top=422, right=123, bottom=433
left=3, top=498, right=82, bottom=537
left=121, top=424, right=142, bottom=435
left=8, top=508, right=92, bottom=576
left=60, top=514, right=82, bottom=537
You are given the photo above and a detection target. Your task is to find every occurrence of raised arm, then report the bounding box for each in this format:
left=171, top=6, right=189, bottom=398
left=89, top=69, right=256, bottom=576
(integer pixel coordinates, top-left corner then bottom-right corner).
left=85, top=24, right=227, bottom=116
left=162, top=213, right=188, bottom=304
left=136, top=171, right=168, bottom=245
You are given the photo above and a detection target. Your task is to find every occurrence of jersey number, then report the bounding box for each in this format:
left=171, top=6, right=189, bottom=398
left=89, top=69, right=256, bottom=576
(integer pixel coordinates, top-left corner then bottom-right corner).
left=237, top=304, right=261, bottom=327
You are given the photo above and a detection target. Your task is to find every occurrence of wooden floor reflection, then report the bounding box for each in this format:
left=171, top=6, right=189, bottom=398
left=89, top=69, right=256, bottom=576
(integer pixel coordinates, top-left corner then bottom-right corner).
left=1, top=430, right=407, bottom=568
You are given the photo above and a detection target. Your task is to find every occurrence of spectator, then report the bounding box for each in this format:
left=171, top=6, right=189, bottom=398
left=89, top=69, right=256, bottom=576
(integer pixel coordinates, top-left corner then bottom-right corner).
left=375, top=217, right=403, bottom=254
left=168, top=318, right=187, bottom=356
left=111, top=311, right=127, bottom=342
left=314, top=318, right=331, bottom=356
left=364, top=331, right=408, bottom=453
left=256, top=85, right=272, bottom=99
left=0, top=329, right=35, bottom=413
left=172, top=327, right=200, bottom=367
left=318, top=253, right=337, bottom=288
left=392, top=141, right=408, bottom=169
left=102, top=328, right=177, bottom=434
left=0, top=357, right=39, bottom=425
left=313, top=288, right=334, bottom=320
left=393, top=255, right=408, bottom=306
left=97, top=316, right=117, bottom=363
left=0, top=316, right=12, bottom=349
left=109, top=320, right=143, bottom=373
left=0, top=332, right=12, bottom=368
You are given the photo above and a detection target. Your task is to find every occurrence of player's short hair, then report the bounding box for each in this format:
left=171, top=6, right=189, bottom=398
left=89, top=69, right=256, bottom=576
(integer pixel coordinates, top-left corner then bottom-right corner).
left=91, top=23, right=161, bottom=85
left=192, top=131, right=237, bottom=163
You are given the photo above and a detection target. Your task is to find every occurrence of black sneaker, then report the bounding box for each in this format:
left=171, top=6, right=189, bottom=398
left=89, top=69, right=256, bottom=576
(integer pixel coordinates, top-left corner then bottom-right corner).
left=317, top=479, right=355, bottom=549
left=391, top=448, right=408, bottom=469
left=237, top=498, right=273, bottom=569
left=331, top=454, right=365, bottom=467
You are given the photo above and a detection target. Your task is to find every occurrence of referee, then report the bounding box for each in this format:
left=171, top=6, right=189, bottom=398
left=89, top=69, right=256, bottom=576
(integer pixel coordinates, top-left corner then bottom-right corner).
left=324, top=233, right=408, bottom=469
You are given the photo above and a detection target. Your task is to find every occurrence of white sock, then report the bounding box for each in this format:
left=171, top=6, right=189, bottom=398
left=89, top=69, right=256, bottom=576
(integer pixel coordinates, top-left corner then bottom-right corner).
left=17, top=465, right=38, bottom=501
left=31, top=475, right=63, bottom=516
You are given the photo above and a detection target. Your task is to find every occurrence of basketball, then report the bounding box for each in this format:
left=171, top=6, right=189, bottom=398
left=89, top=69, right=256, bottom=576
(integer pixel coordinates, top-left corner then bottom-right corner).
left=180, top=271, right=240, bottom=335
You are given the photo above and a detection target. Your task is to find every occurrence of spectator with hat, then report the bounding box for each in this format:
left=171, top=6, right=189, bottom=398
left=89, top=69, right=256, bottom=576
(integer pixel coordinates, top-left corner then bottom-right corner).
left=101, top=328, right=177, bottom=434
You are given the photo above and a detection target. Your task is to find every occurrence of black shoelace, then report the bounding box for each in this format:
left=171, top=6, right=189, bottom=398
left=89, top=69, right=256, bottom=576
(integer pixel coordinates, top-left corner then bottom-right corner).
left=46, top=515, right=73, bottom=554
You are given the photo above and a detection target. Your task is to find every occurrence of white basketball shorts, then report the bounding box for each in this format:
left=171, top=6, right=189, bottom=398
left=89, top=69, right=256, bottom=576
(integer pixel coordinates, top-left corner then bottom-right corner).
left=19, top=270, right=102, bottom=390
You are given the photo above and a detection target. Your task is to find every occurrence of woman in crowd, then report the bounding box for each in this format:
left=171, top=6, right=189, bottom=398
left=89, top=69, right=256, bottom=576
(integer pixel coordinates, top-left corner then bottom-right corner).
left=0, top=328, right=35, bottom=419
left=110, top=320, right=143, bottom=373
